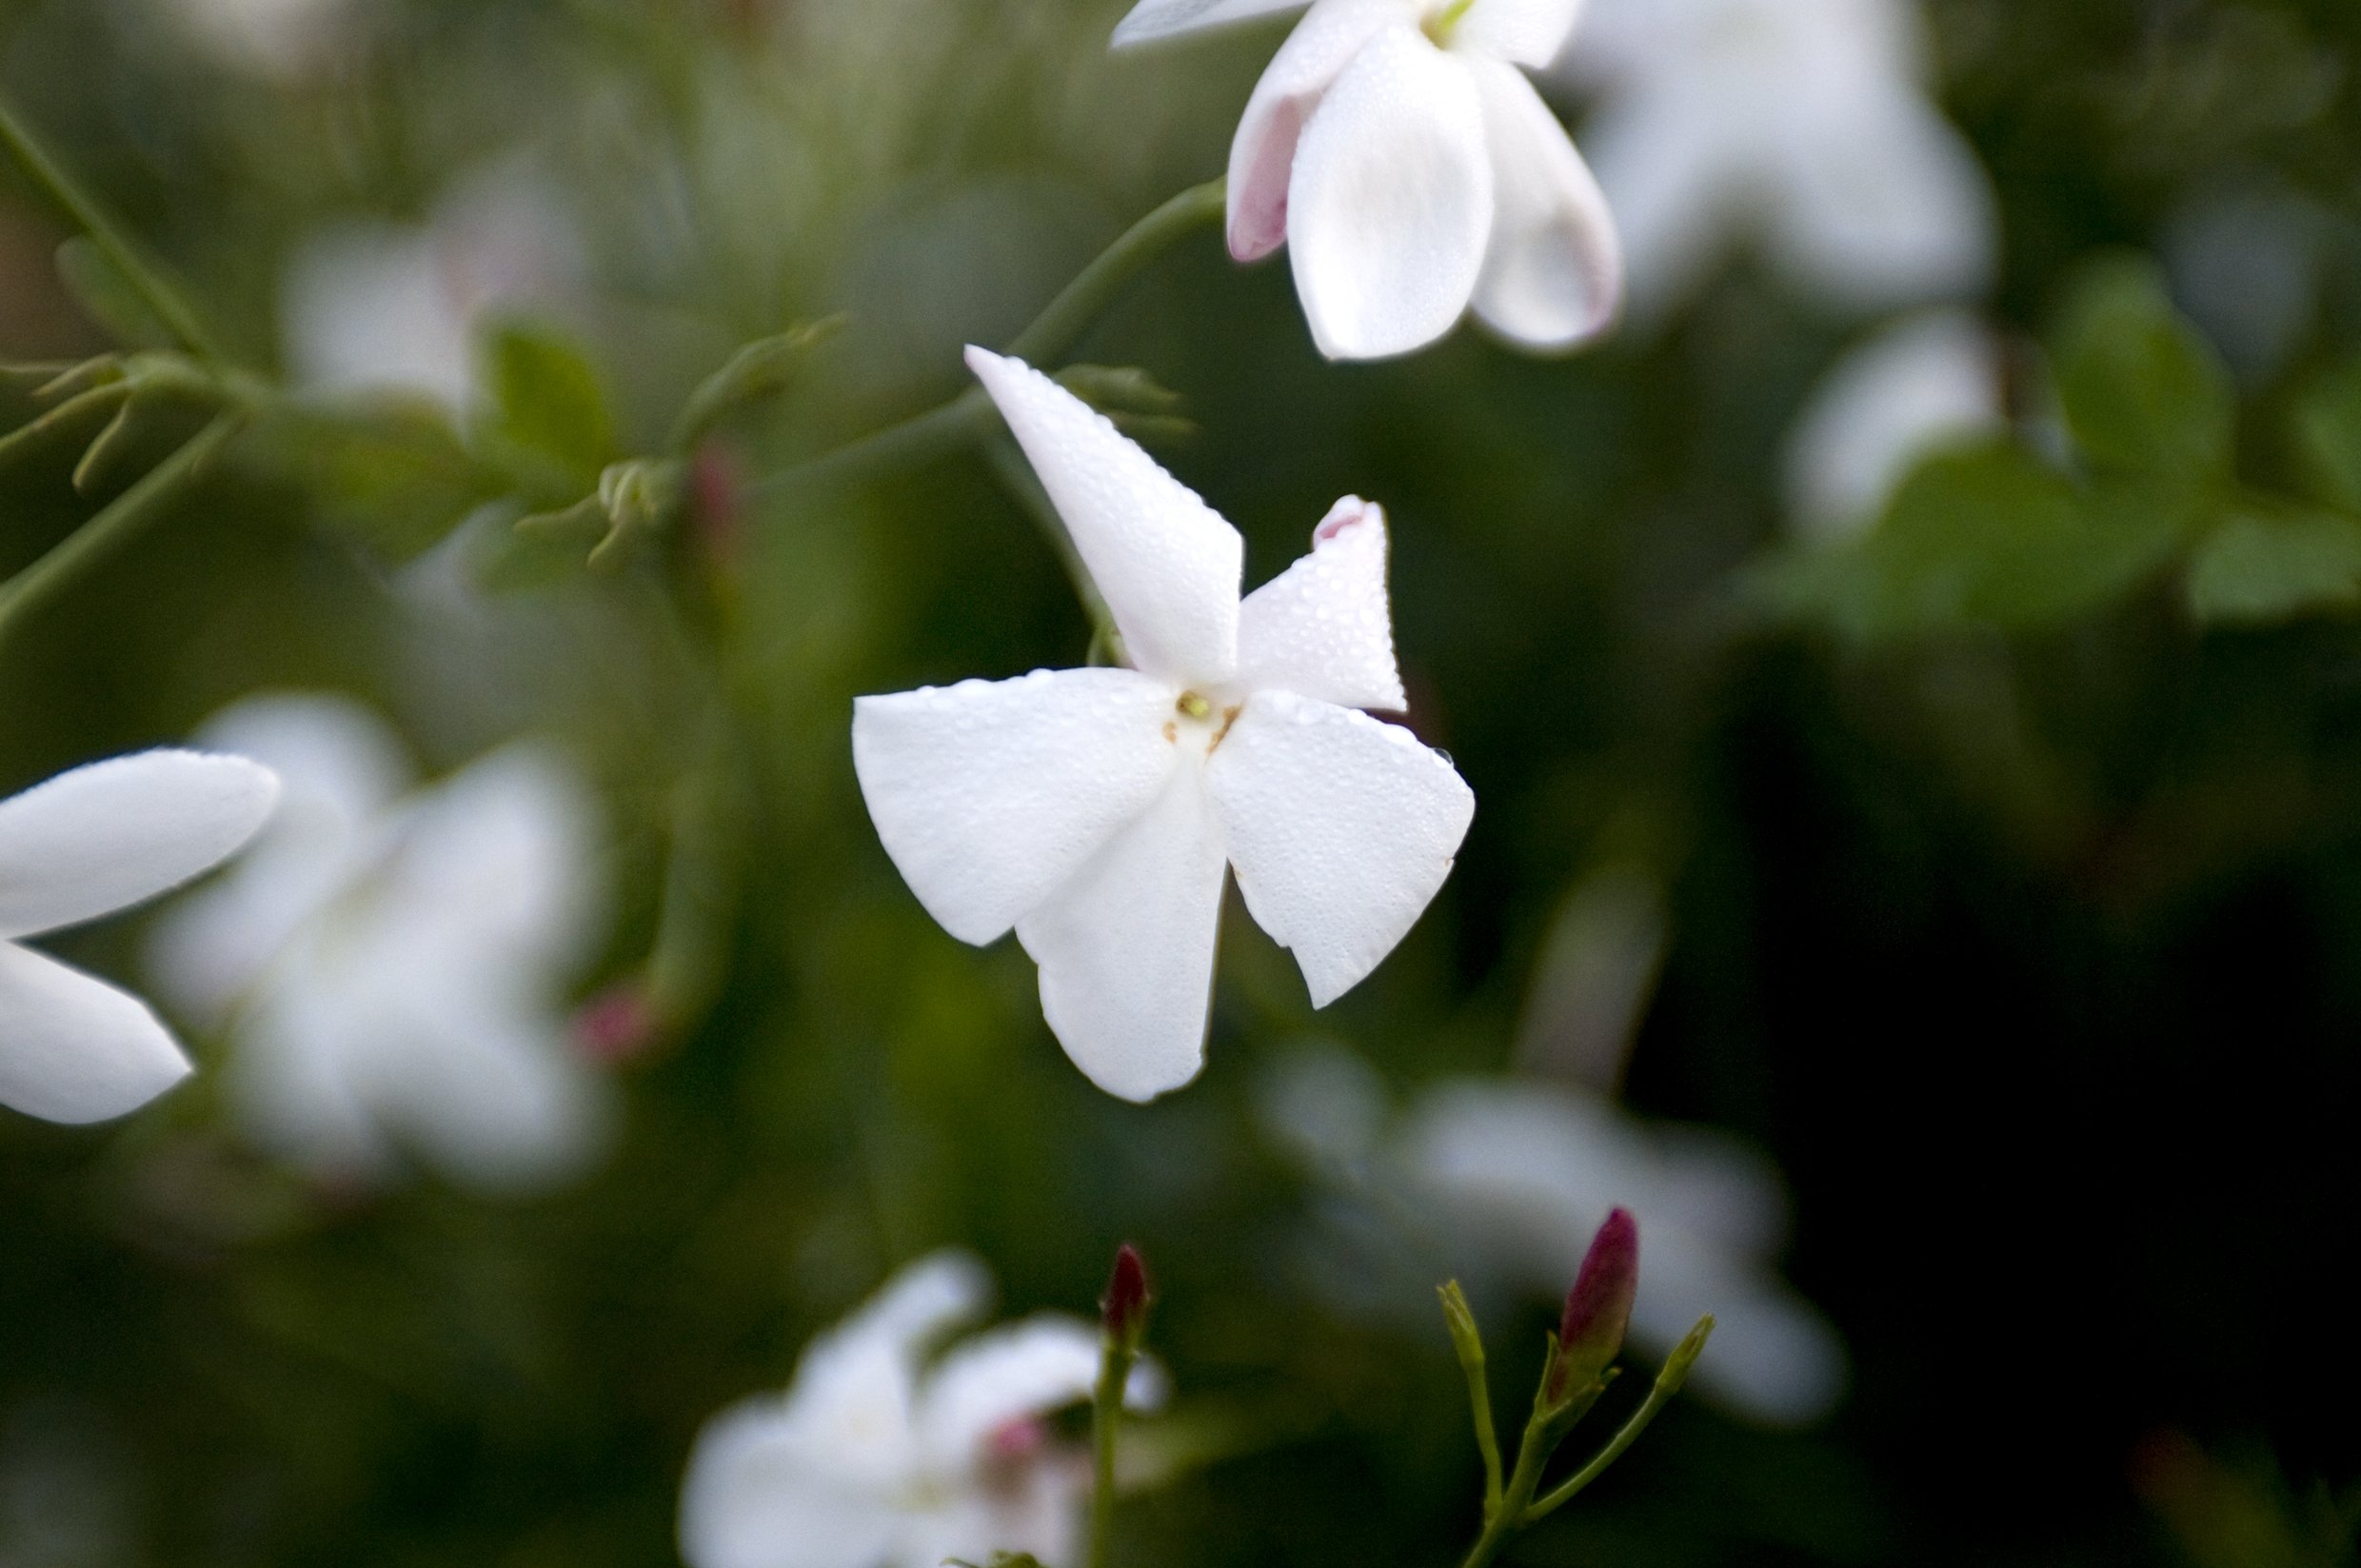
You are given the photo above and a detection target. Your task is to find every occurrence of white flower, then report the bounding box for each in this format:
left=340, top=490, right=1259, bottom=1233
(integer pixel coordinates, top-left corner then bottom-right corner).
left=1399, top=1076, right=1847, bottom=1425
left=679, top=1251, right=1164, bottom=1568
left=853, top=348, right=1476, bottom=1102
left=1113, top=0, right=1621, bottom=361
left=281, top=165, right=579, bottom=412
left=1784, top=308, right=2004, bottom=539
left=0, top=752, right=278, bottom=1125
left=145, top=694, right=612, bottom=1191
left=157, top=0, right=362, bottom=80
left=1563, top=0, right=1995, bottom=322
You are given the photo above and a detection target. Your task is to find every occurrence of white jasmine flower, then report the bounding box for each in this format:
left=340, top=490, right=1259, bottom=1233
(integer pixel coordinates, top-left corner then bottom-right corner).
left=1399, top=1077, right=1847, bottom=1425
left=1563, top=0, right=1995, bottom=322
left=281, top=165, right=580, bottom=412
left=679, top=1251, right=1164, bottom=1568
left=145, top=694, right=611, bottom=1191
left=853, top=348, right=1476, bottom=1102
left=0, top=752, right=278, bottom=1125
left=1113, top=0, right=1621, bottom=360
left=1784, top=308, right=2003, bottom=539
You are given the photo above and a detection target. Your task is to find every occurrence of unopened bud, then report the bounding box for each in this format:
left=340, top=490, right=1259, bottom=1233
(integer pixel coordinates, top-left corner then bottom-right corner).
left=1550, top=1207, right=1638, bottom=1401
left=573, top=984, right=661, bottom=1064
left=1101, top=1243, right=1151, bottom=1351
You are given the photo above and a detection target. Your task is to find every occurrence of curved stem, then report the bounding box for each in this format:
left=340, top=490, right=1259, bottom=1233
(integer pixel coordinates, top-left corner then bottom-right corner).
left=0, top=99, right=234, bottom=366
left=754, top=177, right=1226, bottom=502
left=1520, top=1318, right=1713, bottom=1527
left=0, top=415, right=243, bottom=651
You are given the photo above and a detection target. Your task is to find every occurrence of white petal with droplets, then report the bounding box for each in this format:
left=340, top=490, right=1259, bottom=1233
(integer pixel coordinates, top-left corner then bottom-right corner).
left=1236, top=496, right=1408, bottom=712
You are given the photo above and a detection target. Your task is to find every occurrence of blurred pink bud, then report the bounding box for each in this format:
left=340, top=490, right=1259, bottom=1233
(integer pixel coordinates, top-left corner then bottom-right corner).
left=1102, top=1243, right=1151, bottom=1349
left=574, top=984, right=660, bottom=1064
left=690, top=441, right=745, bottom=563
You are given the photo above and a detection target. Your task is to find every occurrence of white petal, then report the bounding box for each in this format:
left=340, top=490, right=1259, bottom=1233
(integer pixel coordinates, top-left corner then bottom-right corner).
left=367, top=741, right=606, bottom=980
left=0, top=751, right=280, bottom=941
left=915, top=1316, right=1102, bottom=1474
left=1578, top=78, right=1742, bottom=327
left=1224, top=0, right=1408, bottom=261
left=1015, top=770, right=1227, bottom=1102
left=893, top=1463, right=1086, bottom=1568
left=782, top=1253, right=987, bottom=1478
left=1111, top=0, right=1316, bottom=48
left=1783, top=308, right=2002, bottom=538
left=678, top=1396, right=903, bottom=1568
left=1456, top=0, right=1585, bottom=69
left=1768, top=85, right=1996, bottom=309
left=1466, top=58, right=1622, bottom=348
left=1205, top=692, right=1473, bottom=1007
left=1286, top=24, right=1496, bottom=360
left=1235, top=497, right=1407, bottom=712
left=146, top=694, right=413, bottom=1023
left=965, top=349, right=1244, bottom=687
left=223, top=968, right=400, bottom=1181
left=853, top=669, right=1183, bottom=947
left=0, top=943, right=191, bottom=1125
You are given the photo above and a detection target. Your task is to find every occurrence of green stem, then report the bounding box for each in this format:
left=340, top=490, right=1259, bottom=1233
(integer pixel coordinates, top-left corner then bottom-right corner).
left=1520, top=1318, right=1714, bottom=1527
left=753, top=176, right=1226, bottom=501
left=0, top=414, right=242, bottom=650
left=1005, top=177, right=1226, bottom=365
left=0, top=99, right=234, bottom=365
left=1087, top=1327, right=1137, bottom=1568
left=1458, top=1401, right=1560, bottom=1568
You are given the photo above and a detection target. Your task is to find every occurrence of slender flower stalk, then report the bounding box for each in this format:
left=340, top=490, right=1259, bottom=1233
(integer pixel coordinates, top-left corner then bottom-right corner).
left=0, top=415, right=244, bottom=653
left=757, top=179, right=1226, bottom=503
left=0, top=97, right=235, bottom=366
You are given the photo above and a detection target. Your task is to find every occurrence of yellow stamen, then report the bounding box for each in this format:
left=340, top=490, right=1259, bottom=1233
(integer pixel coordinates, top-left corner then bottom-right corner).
left=1177, top=692, right=1213, bottom=721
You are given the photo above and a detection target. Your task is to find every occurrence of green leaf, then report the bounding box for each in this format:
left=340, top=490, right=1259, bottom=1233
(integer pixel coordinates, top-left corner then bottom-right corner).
left=259, top=402, right=497, bottom=562
left=54, top=237, right=176, bottom=351
left=2291, top=358, right=2361, bottom=511
left=1751, top=446, right=2188, bottom=642
left=2052, top=254, right=2235, bottom=485
left=2186, top=506, right=2361, bottom=625
left=477, top=320, right=619, bottom=486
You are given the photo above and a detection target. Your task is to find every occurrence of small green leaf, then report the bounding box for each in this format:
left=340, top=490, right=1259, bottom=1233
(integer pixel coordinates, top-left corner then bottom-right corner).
left=478, top=320, right=619, bottom=485
left=1751, top=446, right=2189, bottom=642
left=259, top=402, right=497, bottom=562
left=2291, top=359, right=2361, bottom=511
left=2053, top=254, right=2235, bottom=485
left=54, top=237, right=176, bottom=351
left=667, top=318, right=842, bottom=452
left=2186, top=506, right=2361, bottom=625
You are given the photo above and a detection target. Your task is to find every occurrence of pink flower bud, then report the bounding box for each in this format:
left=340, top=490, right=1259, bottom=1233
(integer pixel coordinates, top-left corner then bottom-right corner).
left=1101, top=1243, right=1151, bottom=1349
left=573, top=984, right=660, bottom=1064
left=1551, top=1207, right=1638, bottom=1400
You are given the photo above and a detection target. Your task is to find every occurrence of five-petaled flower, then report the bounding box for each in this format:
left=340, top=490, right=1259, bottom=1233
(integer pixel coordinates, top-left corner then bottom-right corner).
left=145, top=693, right=612, bottom=1191
left=1114, top=0, right=1620, bottom=361
left=678, top=1251, right=1164, bottom=1568
left=853, top=347, right=1476, bottom=1102
left=0, top=751, right=278, bottom=1125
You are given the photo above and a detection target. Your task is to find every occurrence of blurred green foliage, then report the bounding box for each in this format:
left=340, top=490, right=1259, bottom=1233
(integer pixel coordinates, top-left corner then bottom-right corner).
left=5, top=1, right=2361, bottom=1567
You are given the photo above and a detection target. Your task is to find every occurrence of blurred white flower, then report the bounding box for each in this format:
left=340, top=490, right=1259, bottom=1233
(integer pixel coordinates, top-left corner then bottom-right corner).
left=1399, top=1077, right=1846, bottom=1425
left=854, top=348, right=1475, bottom=1102
left=281, top=166, right=579, bottom=412
left=1114, top=0, right=1620, bottom=360
left=679, top=1251, right=1164, bottom=1568
left=1563, top=0, right=1995, bottom=323
left=1784, top=308, right=2004, bottom=539
left=0, top=751, right=277, bottom=1126
left=158, top=0, right=362, bottom=80
left=145, top=694, right=612, bottom=1191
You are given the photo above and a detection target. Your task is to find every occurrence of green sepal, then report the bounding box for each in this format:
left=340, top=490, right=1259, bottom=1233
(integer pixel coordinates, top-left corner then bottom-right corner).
left=667, top=318, right=843, bottom=452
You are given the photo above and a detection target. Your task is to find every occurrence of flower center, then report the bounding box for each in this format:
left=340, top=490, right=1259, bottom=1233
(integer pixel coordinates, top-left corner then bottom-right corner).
left=1422, top=0, right=1477, bottom=46
left=1176, top=692, right=1213, bottom=722
left=1167, top=691, right=1243, bottom=754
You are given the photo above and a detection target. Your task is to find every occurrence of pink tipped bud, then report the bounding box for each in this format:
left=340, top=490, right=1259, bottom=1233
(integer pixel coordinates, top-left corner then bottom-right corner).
left=573, top=985, right=661, bottom=1064
left=1551, top=1207, right=1639, bottom=1400
left=1101, top=1243, right=1151, bottom=1349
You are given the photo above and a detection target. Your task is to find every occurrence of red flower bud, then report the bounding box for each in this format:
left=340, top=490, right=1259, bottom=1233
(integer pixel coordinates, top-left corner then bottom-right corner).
left=1551, top=1207, right=1639, bottom=1400
left=1101, top=1243, right=1151, bottom=1349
